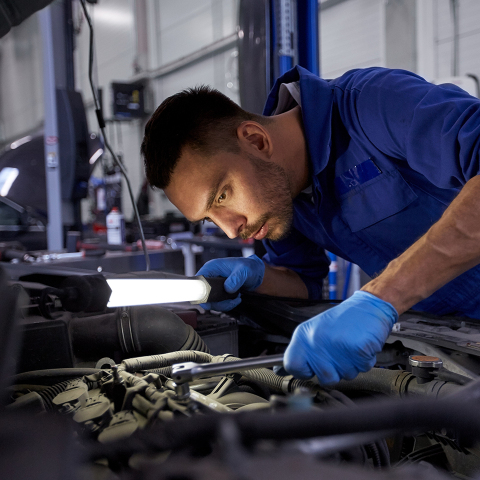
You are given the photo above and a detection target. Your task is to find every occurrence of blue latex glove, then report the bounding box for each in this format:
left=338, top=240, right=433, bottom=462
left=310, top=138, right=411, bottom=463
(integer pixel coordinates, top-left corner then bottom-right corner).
left=284, top=291, right=398, bottom=384
left=196, top=255, right=265, bottom=311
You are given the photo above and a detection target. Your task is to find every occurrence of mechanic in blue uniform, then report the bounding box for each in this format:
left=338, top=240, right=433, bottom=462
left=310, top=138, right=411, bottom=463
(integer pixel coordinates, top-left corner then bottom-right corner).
left=141, top=66, right=480, bottom=385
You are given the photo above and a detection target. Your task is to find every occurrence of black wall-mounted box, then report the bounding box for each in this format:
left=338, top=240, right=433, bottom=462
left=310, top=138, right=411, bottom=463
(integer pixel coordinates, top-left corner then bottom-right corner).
left=111, top=82, right=146, bottom=119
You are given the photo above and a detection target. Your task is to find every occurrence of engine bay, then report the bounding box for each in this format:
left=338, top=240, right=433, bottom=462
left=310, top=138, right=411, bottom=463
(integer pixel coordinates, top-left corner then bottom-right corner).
left=3, top=264, right=480, bottom=480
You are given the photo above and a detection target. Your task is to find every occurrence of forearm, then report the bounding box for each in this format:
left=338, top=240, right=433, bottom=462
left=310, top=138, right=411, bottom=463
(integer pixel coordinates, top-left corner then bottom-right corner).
left=255, top=263, right=309, bottom=298
left=362, top=175, right=480, bottom=314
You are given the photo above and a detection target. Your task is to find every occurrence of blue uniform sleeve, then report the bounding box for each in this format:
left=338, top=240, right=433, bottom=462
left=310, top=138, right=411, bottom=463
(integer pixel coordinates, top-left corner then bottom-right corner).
left=262, top=227, right=330, bottom=300
left=334, top=67, right=480, bottom=188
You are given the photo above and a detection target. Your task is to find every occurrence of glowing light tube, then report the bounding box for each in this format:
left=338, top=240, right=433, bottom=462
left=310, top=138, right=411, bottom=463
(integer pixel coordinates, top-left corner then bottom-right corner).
left=106, top=278, right=210, bottom=308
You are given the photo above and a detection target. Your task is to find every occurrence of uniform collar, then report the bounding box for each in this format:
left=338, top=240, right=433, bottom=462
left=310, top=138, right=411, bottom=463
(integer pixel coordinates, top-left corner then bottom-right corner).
left=263, top=65, right=334, bottom=176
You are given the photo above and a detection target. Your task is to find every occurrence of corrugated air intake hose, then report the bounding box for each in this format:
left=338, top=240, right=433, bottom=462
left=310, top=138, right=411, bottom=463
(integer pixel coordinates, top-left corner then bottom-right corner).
left=71, top=305, right=209, bottom=361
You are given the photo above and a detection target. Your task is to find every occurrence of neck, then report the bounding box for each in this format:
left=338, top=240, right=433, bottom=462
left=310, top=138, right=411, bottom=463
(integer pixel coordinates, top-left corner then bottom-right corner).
left=270, top=106, right=310, bottom=198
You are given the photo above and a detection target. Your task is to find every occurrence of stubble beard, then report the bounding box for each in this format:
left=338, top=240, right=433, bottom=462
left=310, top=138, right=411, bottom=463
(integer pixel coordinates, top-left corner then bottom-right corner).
left=240, top=154, right=293, bottom=242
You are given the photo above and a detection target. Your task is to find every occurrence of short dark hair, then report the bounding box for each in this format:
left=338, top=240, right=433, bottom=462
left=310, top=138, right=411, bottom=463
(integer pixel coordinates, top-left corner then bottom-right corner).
left=141, top=86, right=262, bottom=189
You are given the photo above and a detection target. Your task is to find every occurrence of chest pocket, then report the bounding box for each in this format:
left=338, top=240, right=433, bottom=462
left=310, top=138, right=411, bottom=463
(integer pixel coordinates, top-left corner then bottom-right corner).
left=336, top=163, right=418, bottom=233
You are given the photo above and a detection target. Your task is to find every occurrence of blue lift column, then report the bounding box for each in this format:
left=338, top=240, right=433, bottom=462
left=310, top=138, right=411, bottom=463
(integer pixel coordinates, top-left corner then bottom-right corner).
left=271, top=0, right=320, bottom=78
left=297, top=0, right=320, bottom=76
left=272, top=0, right=295, bottom=76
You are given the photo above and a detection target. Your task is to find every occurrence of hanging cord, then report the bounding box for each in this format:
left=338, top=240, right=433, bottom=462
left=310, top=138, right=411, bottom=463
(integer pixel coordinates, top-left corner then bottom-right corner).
left=79, top=0, right=150, bottom=271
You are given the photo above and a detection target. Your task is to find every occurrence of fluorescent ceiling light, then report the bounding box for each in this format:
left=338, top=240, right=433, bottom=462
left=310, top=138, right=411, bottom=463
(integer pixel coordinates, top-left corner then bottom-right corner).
left=10, top=136, right=32, bottom=150
left=89, top=148, right=104, bottom=164
left=0, top=168, right=19, bottom=197
left=93, top=8, right=133, bottom=27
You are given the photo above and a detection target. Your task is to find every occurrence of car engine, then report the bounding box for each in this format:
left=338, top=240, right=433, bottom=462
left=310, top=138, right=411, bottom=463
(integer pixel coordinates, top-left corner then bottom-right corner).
left=2, top=264, right=480, bottom=480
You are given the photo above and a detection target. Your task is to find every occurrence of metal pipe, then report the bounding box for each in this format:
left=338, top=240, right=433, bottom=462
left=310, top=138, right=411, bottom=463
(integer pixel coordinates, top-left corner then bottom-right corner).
left=450, top=0, right=459, bottom=76
left=39, top=6, right=64, bottom=250
left=130, top=34, right=237, bottom=83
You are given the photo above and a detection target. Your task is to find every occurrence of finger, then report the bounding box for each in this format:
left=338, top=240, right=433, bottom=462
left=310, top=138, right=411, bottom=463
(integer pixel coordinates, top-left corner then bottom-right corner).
left=196, top=260, right=231, bottom=278
left=284, top=344, right=315, bottom=379
left=209, top=296, right=242, bottom=312
left=224, top=267, right=248, bottom=293
left=311, top=362, right=341, bottom=385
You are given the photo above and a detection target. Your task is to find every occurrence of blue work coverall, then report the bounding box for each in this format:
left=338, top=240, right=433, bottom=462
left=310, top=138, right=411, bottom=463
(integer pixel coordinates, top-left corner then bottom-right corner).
left=262, top=66, right=480, bottom=318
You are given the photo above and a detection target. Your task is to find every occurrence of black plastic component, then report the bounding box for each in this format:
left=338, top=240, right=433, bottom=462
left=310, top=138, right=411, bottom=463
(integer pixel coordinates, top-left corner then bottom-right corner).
left=95, top=108, right=105, bottom=129
left=206, top=276, right=239, bottom=303
left=111, top=82, right=146, bottom=119
left=0, top=0, right=54, bottom=38
left=59, top=274, right=111, bottom=313
left=0, top=266, right=21, bottom=404
left=18, top=316, right=74, bottom=373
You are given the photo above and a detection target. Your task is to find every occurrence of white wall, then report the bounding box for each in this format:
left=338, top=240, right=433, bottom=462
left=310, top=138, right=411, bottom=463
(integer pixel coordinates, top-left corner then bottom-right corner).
left=431, top=0, right=480, bottom=81
left=0, top=15, right=44, bottom=145
left=320, top=0, right=385, bottom=78
left=320, top=0, right=480, bottom=86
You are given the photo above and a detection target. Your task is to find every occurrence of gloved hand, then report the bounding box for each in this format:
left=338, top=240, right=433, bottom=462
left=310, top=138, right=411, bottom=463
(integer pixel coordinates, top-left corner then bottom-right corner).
left=196, top=255, right=265, bottom=311
left=284, top=291, right=398, bottom=384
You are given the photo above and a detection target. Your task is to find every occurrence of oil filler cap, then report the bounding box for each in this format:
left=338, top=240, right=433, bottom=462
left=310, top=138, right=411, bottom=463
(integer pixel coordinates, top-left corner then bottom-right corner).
left=409, top=355, right=443, bottom=384
left=409, top=355, right=443, bottom=369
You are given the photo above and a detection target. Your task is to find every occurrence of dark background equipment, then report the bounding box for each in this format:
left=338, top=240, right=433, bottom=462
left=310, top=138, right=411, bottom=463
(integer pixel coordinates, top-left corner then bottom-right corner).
left=0, top=0, right=54, bottom=38
left=111, top=82, right=147, bottom=120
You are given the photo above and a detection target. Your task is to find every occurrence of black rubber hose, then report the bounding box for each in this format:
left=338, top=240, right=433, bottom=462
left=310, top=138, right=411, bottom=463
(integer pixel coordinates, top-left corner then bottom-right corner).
left=88, top=397, right=480, bottom=461
left=364, top=443, right=382, bottom=468
left=216, top=355, right=324, bottom=395
left=328, top=388, right=390, bottom=468
left=128, top=306, right=206, bottom=355
left=331, top=368, right=408, bottom=396
left=332, top=368, right=463, bottom=399
left=12, top=368, right=101, bottom=386
left=144, top=366, right=173, bottom=377
left=36, top=379, right=73, bottom=411
left=375, top=437, right=392, bottom=468
left=179, top=325, right=209, bottom=353
left=434, top=369, right=472, bottom=385
left=71, top=305, right=209, bottom=360
left=119, top=351, right=213, bottom=372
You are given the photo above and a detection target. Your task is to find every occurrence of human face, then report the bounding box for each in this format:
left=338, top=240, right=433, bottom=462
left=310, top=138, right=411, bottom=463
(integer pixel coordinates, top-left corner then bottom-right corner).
left=164, top=149, right=293, bottom=241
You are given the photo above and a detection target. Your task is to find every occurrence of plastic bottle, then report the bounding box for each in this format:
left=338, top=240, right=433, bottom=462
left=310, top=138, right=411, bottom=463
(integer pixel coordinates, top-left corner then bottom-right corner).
left=106, top=207, right=125, bottom=245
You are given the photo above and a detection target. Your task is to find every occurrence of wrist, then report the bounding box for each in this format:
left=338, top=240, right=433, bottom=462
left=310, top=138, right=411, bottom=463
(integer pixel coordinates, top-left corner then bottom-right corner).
left=352, top=290, right=399, bottom=326
left=256, top=263, right=309, bottom=298
left=361, top=276, right=411, bottom=315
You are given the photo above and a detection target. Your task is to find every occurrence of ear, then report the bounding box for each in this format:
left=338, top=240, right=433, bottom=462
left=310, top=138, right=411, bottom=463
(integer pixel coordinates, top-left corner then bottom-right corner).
left=236, top=122, right=273, bottom=158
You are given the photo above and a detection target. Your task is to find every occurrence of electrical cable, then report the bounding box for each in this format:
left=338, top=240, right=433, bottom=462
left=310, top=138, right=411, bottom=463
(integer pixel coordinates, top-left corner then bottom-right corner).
left=79, top=0, right=150, bottom=271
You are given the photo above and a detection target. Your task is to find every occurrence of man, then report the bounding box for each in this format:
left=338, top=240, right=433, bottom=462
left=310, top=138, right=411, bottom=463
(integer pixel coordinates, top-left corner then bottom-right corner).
left=141, top=66, right=480, bottom=385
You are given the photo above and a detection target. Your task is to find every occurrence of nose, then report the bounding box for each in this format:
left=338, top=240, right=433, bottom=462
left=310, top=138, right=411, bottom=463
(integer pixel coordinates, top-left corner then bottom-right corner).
left=212, top=210, right=246, bottom=239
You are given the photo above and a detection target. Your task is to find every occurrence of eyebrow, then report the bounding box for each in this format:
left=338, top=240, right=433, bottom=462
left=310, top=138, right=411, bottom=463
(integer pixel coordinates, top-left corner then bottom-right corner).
left=190, top=176, right=224, bottom=223
left=206, top=177, right=223, bottom=212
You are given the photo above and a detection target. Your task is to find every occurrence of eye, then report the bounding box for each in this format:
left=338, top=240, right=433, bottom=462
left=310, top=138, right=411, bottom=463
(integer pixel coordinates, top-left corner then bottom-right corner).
left=218, top=190, right=227, bottom=203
